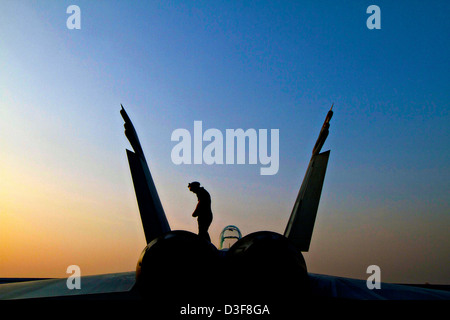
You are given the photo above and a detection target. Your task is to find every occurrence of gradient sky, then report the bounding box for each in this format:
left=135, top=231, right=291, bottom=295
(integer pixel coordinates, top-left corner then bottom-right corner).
left=0, top=1, right=449, bottom=284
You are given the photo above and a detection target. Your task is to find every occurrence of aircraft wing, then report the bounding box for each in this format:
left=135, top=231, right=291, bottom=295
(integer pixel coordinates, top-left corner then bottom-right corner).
left=0, top=272, right=136, bottom=300
left=309, top=273, right=450, bottom=300
left=1, top=272, right=448, bottom=300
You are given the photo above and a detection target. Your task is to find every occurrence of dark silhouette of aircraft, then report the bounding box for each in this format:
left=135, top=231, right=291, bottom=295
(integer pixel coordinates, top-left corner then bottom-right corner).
left=0, top=105, right=449, bottom=304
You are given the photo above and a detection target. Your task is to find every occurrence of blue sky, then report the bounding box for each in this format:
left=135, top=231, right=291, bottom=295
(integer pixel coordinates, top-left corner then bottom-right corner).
left=1, top=1, right=449, bottom=283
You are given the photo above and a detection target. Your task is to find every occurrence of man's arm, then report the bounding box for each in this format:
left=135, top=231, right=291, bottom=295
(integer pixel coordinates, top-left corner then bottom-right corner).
left=192, top=202, right=200, bottom=217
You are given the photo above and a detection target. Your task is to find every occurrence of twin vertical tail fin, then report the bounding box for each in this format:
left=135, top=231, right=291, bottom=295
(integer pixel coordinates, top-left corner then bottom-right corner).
left=284, top=105, right=333, bottom=251
left=121, top=103, right=332, bottom=249
left=121, top=105, right=170, bottom=244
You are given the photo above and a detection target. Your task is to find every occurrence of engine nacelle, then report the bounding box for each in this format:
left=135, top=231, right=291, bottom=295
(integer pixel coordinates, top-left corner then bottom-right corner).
left=136, top=230, right=219, bottom=299
left=226, top=231, right=310, bottom=297
left=135, top=230, right=310, bottom=300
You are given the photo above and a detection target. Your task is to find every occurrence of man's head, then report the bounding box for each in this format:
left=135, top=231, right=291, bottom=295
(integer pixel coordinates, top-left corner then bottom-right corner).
left=188, top=181, right=201, bottom=193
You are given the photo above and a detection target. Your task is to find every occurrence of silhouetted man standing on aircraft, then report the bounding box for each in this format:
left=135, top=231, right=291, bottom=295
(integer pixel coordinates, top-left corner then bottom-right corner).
left=188, top=182, right=213, bottom=242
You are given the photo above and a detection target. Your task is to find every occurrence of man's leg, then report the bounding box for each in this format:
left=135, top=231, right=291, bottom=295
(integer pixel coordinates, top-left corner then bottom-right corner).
left=198, top=220, right=211, bottom=242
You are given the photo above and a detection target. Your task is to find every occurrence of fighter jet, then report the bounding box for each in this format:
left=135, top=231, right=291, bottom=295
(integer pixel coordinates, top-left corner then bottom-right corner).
left=0, top=105, right=448, bottom=304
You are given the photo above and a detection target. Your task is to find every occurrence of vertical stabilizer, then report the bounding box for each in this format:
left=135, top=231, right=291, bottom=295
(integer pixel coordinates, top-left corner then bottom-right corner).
left=284, top=106, right=333, bottom=251
left=284, top=151, right=330, bottom=251
left=121, top=106, right=170, bottom=243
